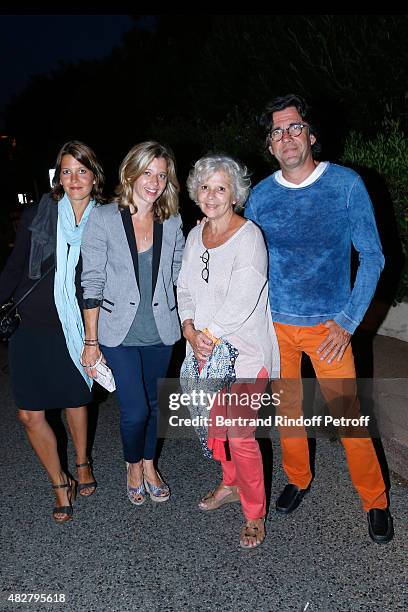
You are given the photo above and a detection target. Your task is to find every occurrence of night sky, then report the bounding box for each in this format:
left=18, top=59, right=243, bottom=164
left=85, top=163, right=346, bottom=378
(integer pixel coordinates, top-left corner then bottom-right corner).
left=0, top=14, right=134, bottom=129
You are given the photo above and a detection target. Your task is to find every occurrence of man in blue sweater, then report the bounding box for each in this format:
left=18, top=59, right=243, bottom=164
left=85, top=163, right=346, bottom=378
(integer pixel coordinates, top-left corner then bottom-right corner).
left=245, top=94, right=393, bottom=544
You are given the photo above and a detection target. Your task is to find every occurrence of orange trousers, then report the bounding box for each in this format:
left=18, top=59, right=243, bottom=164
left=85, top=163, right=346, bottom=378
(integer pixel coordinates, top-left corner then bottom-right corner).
left=274, top=323, right=387, bottom=512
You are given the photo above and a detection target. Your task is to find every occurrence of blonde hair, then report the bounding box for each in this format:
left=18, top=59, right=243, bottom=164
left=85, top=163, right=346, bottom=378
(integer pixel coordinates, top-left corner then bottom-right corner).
left=115, top=141, right=180, bottom=221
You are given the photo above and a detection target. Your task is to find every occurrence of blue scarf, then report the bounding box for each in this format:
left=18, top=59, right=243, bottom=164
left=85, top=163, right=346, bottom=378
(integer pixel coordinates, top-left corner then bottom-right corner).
left=54, top=194, right=95, bottom=388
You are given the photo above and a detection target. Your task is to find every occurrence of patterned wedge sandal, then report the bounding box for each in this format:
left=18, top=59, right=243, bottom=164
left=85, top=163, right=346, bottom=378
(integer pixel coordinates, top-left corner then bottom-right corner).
left=126, top=462, right=147, bottom=506
left=144, top=476, right=170, bottom=502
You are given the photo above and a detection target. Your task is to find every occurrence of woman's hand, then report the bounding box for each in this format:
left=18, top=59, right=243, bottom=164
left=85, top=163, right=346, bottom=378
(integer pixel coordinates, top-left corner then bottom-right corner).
left=183, top=322, right=214, bottom=363
left=81, top=344, right=103, bottom=378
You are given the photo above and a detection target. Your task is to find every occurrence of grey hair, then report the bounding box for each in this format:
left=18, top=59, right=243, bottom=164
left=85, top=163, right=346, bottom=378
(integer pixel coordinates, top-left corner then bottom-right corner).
left=187, top=154, right=251, bottom=211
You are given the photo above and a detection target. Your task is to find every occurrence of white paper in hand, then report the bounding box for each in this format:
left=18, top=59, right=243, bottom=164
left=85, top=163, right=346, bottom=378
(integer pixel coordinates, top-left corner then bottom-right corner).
left=94, top=357, right=116, bottom=392
left=81, top=349, right=116, bottom=392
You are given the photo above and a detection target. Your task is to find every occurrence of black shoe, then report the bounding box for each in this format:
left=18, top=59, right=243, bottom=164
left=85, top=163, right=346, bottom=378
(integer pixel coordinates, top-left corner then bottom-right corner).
left=367, top=508, right=394, bottom=544
left=276, top=484, right=309, bottom=514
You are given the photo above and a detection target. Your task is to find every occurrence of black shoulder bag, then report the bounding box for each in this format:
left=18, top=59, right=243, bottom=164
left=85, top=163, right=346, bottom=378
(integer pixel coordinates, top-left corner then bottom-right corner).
left=0, top=264, right=55, bottom=341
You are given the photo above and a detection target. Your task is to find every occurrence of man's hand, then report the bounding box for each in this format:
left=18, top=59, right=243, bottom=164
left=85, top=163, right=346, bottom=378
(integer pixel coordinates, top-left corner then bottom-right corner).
left=316, top=320, right=352, bottom=364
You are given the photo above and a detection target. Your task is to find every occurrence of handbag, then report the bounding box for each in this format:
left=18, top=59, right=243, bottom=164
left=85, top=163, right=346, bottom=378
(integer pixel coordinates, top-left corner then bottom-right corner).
left=180, top=339, right=239, bottom=458
left=0, top=265, right=55, bottom=341
left=0, top=300, right=21, bottom=340
left=80, top=348, right=116, bottom=392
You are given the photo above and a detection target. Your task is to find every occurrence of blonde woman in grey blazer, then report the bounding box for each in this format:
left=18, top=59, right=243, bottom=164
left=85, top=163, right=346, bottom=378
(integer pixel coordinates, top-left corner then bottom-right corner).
left=81, top=142, right=184, bottom=506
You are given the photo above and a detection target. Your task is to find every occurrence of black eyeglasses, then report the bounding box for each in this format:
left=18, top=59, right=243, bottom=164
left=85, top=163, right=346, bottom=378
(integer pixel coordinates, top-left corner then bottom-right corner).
left=200, top=249, right=209, bottom=283
left=269, top=123, right=308, bottom=142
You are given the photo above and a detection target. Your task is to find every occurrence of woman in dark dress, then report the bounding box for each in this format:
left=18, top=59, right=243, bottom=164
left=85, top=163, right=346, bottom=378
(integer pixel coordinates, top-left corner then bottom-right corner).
left=0, top=141, right=104, bottom=523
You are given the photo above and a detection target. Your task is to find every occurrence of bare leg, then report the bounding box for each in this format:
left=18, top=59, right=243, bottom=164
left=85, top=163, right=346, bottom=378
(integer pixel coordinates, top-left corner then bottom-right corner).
left=65, top=406, right=95, bottom=496
left=142, top=459, right=163, bottom=486
left=127, top=460, right=144, bottom=487
left=18, top=409, right=70, bottom=519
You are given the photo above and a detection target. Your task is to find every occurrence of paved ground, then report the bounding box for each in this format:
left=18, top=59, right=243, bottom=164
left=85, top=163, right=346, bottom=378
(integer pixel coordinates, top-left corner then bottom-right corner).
left=0, top=336, right=407, bottom=612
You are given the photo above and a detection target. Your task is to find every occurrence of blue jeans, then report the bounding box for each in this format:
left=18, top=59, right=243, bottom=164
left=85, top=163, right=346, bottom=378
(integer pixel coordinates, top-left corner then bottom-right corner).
left=101, top=344, right=173, bottom=463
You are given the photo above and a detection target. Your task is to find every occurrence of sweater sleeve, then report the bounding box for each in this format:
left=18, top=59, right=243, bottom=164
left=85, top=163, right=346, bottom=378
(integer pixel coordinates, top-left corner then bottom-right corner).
left=243, top=190, right=258, bottom=223
left=334, top=176, right=385, bottom=333
left=208, top=225, right=268, bottom=338
left=81, top=206, right=108, bottom=304
left=0, top=205, right=36, bottom=304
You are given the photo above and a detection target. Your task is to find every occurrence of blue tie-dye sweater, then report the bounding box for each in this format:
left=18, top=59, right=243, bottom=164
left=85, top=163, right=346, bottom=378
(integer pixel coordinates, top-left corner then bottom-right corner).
left=244, top=163, right=384, bottom=334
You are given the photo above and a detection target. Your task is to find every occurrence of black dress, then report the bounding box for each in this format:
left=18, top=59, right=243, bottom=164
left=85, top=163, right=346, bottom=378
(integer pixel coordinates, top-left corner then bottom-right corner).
left=0, top=204, right=92, bottom=410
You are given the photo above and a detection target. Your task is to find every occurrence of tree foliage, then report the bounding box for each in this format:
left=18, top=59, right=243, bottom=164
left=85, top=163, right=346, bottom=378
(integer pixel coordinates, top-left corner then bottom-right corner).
left=6, top=15, right=407, bottom=156
left=341, top=122, right=408, bottom=301
left=3, top=15, right=408, bottom=298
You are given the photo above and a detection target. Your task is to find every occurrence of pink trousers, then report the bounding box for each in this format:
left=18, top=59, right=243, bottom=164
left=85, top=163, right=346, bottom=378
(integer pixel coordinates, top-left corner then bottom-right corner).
left=208, top=369, right=268, bottom=520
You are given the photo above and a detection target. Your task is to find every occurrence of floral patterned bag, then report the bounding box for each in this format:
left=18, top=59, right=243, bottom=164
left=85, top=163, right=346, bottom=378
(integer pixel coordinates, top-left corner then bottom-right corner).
left=180, top=339, right=239, bottom=458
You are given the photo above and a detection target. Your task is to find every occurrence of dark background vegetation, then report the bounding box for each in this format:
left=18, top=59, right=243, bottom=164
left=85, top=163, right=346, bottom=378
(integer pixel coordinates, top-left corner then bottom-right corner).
left=1, top=14, right=407, bottom=300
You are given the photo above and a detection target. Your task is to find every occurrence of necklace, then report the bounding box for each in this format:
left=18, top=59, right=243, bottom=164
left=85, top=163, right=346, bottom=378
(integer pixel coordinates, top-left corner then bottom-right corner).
left=133, top=214, right=153, bottom=244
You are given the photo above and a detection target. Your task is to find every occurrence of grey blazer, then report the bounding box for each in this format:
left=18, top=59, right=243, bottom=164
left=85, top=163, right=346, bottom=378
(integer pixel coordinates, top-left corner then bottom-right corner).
left=81, top=203, right=185, bottom=347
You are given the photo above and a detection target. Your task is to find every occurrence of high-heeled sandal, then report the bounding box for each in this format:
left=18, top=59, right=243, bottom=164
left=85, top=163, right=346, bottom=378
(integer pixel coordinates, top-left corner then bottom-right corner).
left=144, top=475, right=170, bottom=503
left=126, top=462, right=147, bottom=506
left=52, top=477, right=77, bottom=523
left=76, top=461, right=97, bottom=497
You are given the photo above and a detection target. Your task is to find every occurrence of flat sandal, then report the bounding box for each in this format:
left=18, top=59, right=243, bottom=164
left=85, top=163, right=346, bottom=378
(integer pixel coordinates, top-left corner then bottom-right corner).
left=239, top=518, right=265, bottom=549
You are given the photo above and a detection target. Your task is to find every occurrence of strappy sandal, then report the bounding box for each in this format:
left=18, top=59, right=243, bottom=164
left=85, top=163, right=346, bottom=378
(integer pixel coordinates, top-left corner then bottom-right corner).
left=76, top=461, right=97, bottom=497
left=239, top=518, right=265, bottom=549
left=198, top=484, right=240, bottom=511
left=127, top=482, right=147, bottom=506
left=144, top=475, right=170, bottom=503
left=52, top=477, right=77, bottom=523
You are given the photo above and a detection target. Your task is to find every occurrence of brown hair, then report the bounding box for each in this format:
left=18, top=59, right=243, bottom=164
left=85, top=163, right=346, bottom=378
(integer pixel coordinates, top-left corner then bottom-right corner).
left=51, top=140, right=105, bottom=202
